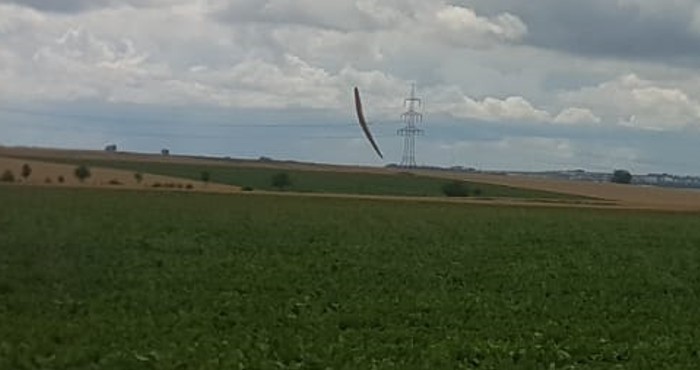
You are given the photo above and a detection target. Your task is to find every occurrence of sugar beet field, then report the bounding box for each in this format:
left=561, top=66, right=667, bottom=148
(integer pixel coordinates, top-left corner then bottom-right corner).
left=1, top=187, right=700, bottom=369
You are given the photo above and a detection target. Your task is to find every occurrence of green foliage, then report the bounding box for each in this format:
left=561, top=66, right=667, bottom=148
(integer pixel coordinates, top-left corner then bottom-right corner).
left=612, top=170, right=633, bottom=184
left=242, top=186, right=254, bottom=192
left=21, top=164, right=32, bottom=180
left=200, top=171, right=210, bottom=184
left=74, top=165, right=91, bottom=183
left=134, top=172, right=143, bottom=184
left=442, top=180, right=470, bottom=197
left=57, top=176, right=65, bottom=184
left=1, top=187, right=699, bottom=368
left=271, top=172, right=292, bottom=190
left=0, top=169, right=14, bottom=183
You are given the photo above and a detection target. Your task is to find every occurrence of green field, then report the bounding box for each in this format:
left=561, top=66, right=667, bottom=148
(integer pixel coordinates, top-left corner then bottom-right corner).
left=1, top=186, right=699, bottom=369
left=30, top=156, right=583, bottom=200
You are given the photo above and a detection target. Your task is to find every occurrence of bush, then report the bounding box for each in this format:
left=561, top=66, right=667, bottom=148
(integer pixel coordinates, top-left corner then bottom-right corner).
left=442, top=181, right=470, bottom=197
left=74, top=165, right=91, bottom=183
left=134, top=172, right=143, bottom=184
left=45, top=177, right=52, bottom=184
left=57, top=176, right=65, bottom=184
left=473, top=188, right=483, bottom=197
left=108, top=179, right=123, bottom=186
left=271, top=173, right=292, bottom=190
left=242, top=186, right=254, bottom=192
left=612, top=170, right=632, bottom=184
left=185, top=184, right=194, bottom=190
left=21, top=164, right=32, bottom=181
left=1, top=170, right=15, bottom=183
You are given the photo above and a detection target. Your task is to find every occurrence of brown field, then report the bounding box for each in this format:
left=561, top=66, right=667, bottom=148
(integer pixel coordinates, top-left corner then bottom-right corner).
left=412, top=170, right=700, bottom=211
left=0, top=155, right=239, bottom=193
left=2, top=146, right=700, bottom=211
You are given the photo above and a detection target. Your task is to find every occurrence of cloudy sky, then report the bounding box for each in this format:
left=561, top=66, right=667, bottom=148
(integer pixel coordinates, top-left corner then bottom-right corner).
left=2, top=0, right=700, bottom=174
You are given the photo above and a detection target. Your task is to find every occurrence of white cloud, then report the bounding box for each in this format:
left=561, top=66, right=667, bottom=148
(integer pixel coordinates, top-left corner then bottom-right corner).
left=554, top=107, right=602, bottom=125
left=427, top=85, right=603, bottom=125
left=462, top=96, right=551, bottom=122
left=0, top=4, right=45, bottom=33
left=433, top=6, right=527, bottom=46
left=561, top=73, right=700, bottom=130
left=1, top=0, right=699, bottom=137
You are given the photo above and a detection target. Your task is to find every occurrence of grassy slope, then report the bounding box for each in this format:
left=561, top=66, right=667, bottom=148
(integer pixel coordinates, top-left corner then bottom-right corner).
left=32, top=157, right=585, bottom=200
left=1, top=186, right=699, bottom=369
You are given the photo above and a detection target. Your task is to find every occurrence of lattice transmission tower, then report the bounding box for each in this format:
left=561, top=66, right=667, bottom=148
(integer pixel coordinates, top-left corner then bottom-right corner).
left=398, top=84, right=424, bottom=168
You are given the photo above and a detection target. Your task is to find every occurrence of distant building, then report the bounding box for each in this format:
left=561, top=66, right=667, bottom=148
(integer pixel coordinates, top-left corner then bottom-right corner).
left=161, top=148, right=170, bottom=156
left=104, top=144, right=117, bottom=152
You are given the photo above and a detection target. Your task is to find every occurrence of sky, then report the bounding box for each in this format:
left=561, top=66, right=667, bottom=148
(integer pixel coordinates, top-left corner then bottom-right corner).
left=2, top=1, right=700, bottom=174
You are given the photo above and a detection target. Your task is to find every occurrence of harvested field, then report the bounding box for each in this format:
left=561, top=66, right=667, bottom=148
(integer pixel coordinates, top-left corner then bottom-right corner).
left=415, top=170, right=700, bottom=211
left=0, top=156, right=239, bottom=194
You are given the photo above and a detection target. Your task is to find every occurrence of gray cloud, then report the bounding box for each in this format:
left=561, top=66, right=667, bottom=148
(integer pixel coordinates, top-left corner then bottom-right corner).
left=465, top=0, right=700, bottom=61
left=210, top=0, right=394, bottom=32
left=0, top=0, right=161, bottom=13
left=5, top=0, right=700, bottom=173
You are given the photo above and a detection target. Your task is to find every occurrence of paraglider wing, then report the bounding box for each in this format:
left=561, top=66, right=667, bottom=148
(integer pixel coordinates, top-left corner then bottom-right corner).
left=354, top=87, right=384, bottom=159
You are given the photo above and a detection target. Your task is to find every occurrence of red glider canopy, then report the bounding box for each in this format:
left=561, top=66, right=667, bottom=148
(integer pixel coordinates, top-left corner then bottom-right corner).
left=354, top=87, right=384, bottom=159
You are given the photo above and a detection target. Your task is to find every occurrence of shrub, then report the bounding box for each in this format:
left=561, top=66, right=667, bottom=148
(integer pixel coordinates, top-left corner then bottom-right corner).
left=200, top=171, right=210, bottom=184
left=271, top=173, right=292, bottom=190
left=108, top=179, right=123, bottom=186
left=185, top=184, right=194, bottom=190
left=134, top=172, right=143, bottom=184
left=1, top=170, right=15, bottom=183
left=57, top=176, right=65, bottom=184
left=442, top=181, right=470, bottom=197
left=612, top=170, right=632, bottom=184
left=473, top=188, right=483, bottom=197
left=242, top=186, right=254, bottom=192
left=21, top=164, right=32, bottom=181
left=74, top=165, right=91, bottom=183
left=45, top=177, right=52, bottom=184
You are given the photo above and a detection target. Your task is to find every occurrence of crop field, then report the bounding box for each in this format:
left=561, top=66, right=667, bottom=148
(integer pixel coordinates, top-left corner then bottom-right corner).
left=19, top=156, right=583, bottom=200
left=1, top=186, right=700, bottom=369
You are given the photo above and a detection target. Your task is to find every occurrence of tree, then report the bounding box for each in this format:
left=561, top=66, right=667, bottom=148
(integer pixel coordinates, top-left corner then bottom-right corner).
left=442, top=181, right=470, bottom=197
left=271, top=172, right=292, bottom=190
left=611, top=170, right=632, bottom=184
left=200, top=171, right=210, bottom=185
left=21, top=164, right=32, bottom=181
left=134, top=172, right=144, bottom=184
left=1, top=170, right=14, bottom=183
left=74, top=165, right=91, bottom=183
